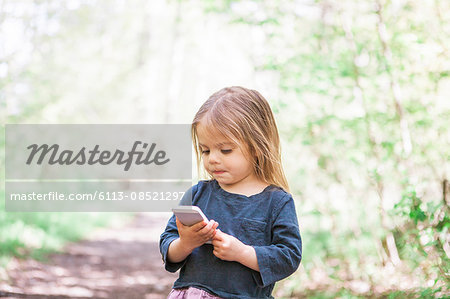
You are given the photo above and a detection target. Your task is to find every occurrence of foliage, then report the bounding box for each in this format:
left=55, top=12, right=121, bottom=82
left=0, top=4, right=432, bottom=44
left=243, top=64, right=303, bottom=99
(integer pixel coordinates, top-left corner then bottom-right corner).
left=201, top=0, right=450, bottom=296
left=0, top=0, right=449, bottom=297
left=0, top=0, right=134, bottom=270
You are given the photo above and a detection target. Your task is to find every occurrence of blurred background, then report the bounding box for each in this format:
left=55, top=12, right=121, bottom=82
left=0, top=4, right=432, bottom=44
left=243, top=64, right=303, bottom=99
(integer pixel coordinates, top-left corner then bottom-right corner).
left=0, top=0, right=449, bottom=298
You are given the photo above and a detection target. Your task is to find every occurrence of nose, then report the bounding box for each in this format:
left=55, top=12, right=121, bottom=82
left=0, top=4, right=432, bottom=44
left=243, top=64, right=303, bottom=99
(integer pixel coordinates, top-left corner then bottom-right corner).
left=208, top=150, right=220, bottom=164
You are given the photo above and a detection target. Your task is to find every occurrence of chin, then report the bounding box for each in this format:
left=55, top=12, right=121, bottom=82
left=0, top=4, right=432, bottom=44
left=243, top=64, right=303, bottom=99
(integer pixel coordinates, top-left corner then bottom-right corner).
left=218, top=179, right=238, bottom=186
left=215, top=178, right=231, bottom=184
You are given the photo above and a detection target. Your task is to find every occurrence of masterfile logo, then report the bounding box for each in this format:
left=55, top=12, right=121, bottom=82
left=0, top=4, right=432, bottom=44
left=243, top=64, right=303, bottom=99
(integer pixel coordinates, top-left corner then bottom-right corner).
left=26, top=141, right=170, bottom=171
left=5, top=124, right=192, bottom=212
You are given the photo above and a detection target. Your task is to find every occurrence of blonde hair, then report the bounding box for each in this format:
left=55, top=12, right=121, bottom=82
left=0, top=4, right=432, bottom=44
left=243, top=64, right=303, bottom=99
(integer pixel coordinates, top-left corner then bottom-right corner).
left=191, top=86, right=289, bottom=192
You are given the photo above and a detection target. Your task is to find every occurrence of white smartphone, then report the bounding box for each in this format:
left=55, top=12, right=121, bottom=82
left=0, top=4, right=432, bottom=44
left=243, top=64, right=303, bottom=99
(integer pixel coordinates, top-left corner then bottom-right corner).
left=172, top=206, right=209, bottom=226
left=171, top=206, right=212, bottom=244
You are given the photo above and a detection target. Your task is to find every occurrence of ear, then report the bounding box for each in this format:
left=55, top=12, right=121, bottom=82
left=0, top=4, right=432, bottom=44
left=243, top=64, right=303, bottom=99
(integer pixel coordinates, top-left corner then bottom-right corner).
left=244, top=146, right=257, bottom=164
left=251, top=146, right=261, bottom=165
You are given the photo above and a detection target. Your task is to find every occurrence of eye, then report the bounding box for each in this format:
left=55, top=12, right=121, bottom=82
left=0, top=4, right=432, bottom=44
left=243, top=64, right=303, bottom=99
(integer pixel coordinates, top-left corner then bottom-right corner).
left=201, top=150, right=210, bottom=155
left=221, top=149, right=232, bottom=154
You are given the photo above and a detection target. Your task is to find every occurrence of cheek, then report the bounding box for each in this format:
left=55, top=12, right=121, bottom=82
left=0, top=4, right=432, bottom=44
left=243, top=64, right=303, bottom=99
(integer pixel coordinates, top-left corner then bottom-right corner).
left=202, top=157, right=212, bottom=172
left=239, top=157, right=254, bottom=173
left=229, top=156, right=249, bottom=170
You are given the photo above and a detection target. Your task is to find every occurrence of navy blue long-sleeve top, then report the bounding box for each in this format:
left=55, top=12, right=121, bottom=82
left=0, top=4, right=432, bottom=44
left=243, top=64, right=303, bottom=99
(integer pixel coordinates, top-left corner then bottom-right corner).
left=159, top=180, right=302, bottom=299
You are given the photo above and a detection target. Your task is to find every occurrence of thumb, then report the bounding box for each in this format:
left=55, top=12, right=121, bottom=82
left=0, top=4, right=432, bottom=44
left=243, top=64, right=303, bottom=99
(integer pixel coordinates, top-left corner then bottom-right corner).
left=214, top=229, right=224, bottom=240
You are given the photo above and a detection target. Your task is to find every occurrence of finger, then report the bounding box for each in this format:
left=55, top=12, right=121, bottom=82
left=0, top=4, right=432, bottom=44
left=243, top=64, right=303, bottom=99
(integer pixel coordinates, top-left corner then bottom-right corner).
left=212, top=221, right=219, bottom=230
left=206, top=220, right=215, bottom=229
left=207, top=229, right=216, bottom=240
left=211, top=220, right=219, bottom=230
left=200, top=221, right=214, bottom=234
left=175, top=217, right=184, bottom=228
left=192, top=220, right=207, bottom=231
left=208, top=220, right=218, bottom=232
left=213, top=230, right=223, bottom=241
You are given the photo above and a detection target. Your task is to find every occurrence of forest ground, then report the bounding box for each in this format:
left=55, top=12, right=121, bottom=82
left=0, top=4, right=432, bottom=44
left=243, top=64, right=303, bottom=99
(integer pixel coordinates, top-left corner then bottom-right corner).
left=0, top=213, right=178, bottom=299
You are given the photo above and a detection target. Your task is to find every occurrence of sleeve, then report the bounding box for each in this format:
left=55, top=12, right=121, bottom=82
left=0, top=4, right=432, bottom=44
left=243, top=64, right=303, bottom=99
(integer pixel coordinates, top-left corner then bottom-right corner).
left=159, top=184, right=198, bottom=273
left=252, top=195, right=302, bottom=287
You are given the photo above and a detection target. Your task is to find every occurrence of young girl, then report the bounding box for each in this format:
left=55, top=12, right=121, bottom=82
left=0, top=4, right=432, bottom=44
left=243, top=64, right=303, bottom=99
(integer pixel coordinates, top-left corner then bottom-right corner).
left=159, top=86, right=302, bottom=299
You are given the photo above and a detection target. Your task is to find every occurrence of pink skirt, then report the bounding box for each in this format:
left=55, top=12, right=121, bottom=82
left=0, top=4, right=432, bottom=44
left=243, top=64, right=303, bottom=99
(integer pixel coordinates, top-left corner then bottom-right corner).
left=167, top=287, right=223, bottom=299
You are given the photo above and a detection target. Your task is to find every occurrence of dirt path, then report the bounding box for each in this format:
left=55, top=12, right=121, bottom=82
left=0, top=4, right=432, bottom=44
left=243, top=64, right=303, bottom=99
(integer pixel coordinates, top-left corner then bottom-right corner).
left=0, top=213, right=178, bottom=299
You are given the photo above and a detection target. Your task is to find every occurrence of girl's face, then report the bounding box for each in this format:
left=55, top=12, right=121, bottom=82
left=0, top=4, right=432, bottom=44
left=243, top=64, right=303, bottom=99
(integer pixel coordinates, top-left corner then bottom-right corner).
left=196, top=121, right=258, bottom=191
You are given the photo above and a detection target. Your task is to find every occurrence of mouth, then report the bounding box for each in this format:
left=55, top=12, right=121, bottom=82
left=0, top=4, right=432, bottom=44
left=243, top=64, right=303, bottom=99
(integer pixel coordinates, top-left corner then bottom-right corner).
left=212, top=170, right=226, bottom=175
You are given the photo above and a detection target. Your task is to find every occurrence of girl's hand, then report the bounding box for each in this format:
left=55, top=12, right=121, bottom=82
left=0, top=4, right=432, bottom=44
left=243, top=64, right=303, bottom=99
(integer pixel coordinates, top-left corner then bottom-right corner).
left=176, top=217, right=219, bottom=252
left=211, top=229, right=246, bottom=262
